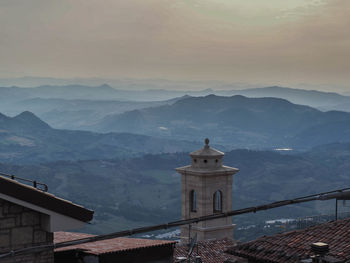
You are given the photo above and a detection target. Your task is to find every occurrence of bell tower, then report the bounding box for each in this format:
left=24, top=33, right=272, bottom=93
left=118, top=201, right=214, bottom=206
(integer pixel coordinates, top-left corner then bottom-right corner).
left=176, top=138, right=239, bottom=242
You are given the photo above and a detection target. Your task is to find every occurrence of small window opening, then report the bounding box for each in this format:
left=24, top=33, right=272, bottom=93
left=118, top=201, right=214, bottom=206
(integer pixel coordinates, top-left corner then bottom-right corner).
left=190, top=190, right=197, bottom=212
left=213, top=190, right=222, bottom=213
left=204, top=159, right=208, bottom=163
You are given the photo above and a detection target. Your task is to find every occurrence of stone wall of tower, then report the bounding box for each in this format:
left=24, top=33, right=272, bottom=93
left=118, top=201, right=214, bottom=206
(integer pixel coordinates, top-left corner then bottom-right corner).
left=181, top=173, right=234, bottom=242
left=0, top=199, right=54, bottom=263
left=178, top=139, right=238, bottom=243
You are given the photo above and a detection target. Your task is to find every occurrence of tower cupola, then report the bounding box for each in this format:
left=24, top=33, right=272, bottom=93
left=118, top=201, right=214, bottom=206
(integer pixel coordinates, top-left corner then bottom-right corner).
left=190, top=138, right=224, bottom=169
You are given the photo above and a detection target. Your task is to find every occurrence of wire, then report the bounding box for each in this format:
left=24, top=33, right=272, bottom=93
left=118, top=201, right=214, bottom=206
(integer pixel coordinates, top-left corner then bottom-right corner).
left=0, top=187, right=350, bottom=259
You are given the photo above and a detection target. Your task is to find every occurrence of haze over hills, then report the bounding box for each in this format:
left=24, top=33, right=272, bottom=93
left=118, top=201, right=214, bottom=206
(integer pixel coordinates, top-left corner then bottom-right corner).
left=0, top=111, right=201, bottom=164
left=0, top=77, right=257, bottom=91
left=0, top=84, right=210, bottom=102
left=0, top=81, right=349, bottom=241
left=220, top=86, right=350, bottom=110
left=0, top=97, right=188, bottom=130
left=2, top=83, right=350, bottom=131
left=90, top=95, right=350, bottom=150
left=2, top=83, right=350, bottom=106
left=2, top=86, right=350, bottom=151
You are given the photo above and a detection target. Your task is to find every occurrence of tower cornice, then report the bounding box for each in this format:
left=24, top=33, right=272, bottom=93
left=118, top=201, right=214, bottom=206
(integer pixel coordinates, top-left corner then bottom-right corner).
left=176, top=165, right=239, bottom=176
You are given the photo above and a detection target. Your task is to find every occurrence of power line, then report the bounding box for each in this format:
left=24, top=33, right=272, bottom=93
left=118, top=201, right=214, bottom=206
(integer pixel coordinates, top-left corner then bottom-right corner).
left=1, top=187, right=350, bottom=259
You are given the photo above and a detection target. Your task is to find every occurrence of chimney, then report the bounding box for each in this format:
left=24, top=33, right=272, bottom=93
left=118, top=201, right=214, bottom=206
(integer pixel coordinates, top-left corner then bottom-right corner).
left=311, top=242, right=329, bottom=257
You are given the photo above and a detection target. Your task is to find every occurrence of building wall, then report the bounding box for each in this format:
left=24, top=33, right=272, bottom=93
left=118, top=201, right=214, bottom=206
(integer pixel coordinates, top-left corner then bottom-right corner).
left=181, top=173, right=234, bottom=242
left=99, top=245, right=174, bottom=263
left=0, top=199, right=54, bottom=263
left=55, top=245, right=174, bottom=263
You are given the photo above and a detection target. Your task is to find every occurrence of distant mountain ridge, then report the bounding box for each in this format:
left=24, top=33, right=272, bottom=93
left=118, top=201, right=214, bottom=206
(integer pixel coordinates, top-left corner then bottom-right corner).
left=2, top=83, right=349, bottom=106
left=0, top=89, right=189, bottom=129
left=91, top=94, right=350, bottom=150
left=0, top=111, right=202, bottom=164
left=2, top=84, right=350, bottom=135
left=221, top=86, right=350, bottom=110
left=0, top=84, right=199, bottom=102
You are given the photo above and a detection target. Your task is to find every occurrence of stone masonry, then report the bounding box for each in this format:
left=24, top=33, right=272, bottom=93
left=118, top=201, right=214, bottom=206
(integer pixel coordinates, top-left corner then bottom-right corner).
left=0, top=199, right=53, bottom=263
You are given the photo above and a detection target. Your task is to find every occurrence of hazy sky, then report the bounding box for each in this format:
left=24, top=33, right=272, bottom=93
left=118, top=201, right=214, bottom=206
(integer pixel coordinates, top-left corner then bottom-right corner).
left=0, top=0, right=349, bottom=88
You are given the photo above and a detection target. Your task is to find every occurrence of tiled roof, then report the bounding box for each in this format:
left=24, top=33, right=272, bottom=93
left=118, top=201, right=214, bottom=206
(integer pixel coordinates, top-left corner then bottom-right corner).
left=54, top=232, right=176, bottom=255
left=54, top=231, right=94, bottom=243
left=228, top=218, right=350, bottom=262
left=174, top=238, right=247, bottom=263
left=0, top=175, right=93, bottom=222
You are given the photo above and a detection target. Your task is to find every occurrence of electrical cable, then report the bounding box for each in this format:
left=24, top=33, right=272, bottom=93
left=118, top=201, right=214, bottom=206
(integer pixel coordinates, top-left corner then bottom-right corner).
left=0, top=187, right=349, bottom=259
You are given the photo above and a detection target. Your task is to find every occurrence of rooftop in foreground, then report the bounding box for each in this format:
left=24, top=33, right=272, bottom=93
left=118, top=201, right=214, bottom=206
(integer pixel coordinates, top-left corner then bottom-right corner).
left=54, top=231, right=176, bottom=255
left=0, top=173, right=93, bottom=224
left=228, top=218, right=350, bottom=263
left=174, top=238, right=246, bottom=263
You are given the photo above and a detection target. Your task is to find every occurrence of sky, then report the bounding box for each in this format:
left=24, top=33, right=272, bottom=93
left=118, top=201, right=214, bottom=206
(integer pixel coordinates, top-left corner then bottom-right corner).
left=0, top=0, right=349, bottom=89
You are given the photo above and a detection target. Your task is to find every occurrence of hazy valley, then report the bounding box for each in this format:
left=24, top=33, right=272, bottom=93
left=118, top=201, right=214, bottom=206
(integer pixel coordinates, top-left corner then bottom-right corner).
left=1, top=83, right=350, bottom=241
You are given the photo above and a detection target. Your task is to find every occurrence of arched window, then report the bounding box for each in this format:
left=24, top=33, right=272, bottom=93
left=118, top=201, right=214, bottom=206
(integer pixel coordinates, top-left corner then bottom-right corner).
left=213, top=190, right=222, bottom=213
left=190, top=190, right=197, bottom=212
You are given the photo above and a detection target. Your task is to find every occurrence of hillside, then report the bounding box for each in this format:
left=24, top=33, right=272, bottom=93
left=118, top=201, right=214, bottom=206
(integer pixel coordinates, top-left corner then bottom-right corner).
left=0, top=111, right=201, bottom=163
left=1, top=144, right=348, bottom=237
left=0, top=98, right=182, bottom=130
left=0, top=85, right=190, bottom=130
left=91, top=95, right=350, bottom=149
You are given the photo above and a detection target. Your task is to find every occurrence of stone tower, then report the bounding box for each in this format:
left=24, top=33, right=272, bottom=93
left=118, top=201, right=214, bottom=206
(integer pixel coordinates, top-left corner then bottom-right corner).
left=176, top=138, right=239, bottom=243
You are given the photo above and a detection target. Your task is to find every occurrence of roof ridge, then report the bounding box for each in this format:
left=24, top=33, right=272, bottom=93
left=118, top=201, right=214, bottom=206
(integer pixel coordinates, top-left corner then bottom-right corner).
left=0, top=174, right=93, bottom=222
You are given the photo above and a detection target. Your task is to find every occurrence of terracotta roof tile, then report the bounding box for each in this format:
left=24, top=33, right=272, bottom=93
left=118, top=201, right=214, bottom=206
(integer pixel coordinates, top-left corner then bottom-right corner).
left=54, top=232, right=176, bottom=255
left=229, top=218, right=350, bottom=262
left=174, top=238, right=247, bottom=263
left=54, top=231, right=94, bottom=243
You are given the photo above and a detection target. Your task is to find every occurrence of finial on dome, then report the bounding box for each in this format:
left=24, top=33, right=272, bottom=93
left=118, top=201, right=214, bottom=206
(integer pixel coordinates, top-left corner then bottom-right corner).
left=204, top=138, right=210, bottom=148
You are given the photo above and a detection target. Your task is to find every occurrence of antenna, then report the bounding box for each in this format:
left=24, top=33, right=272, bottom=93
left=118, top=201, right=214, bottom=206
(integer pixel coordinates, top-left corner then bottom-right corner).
left=187, top=233, right=197, bottom=257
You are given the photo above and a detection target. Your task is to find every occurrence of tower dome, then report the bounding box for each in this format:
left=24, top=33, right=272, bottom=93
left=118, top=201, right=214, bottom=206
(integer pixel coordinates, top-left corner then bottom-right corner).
left=190, top=138, right=225, bottom=169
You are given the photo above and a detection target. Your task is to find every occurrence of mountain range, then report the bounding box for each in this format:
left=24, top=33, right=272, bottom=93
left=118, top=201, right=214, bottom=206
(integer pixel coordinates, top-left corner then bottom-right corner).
left=0, top=111, right=201, bottom=163
left=89, top=95, right=350, bottom=150
left=0, top=96, right=188, bottom=130
left=2, top=92, right=350, bottom=160
left=1, top=83, right=350, bottom=106
left=222, top=86, right=350, bottom=109
left=2, top=84, right=350, bottom=131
